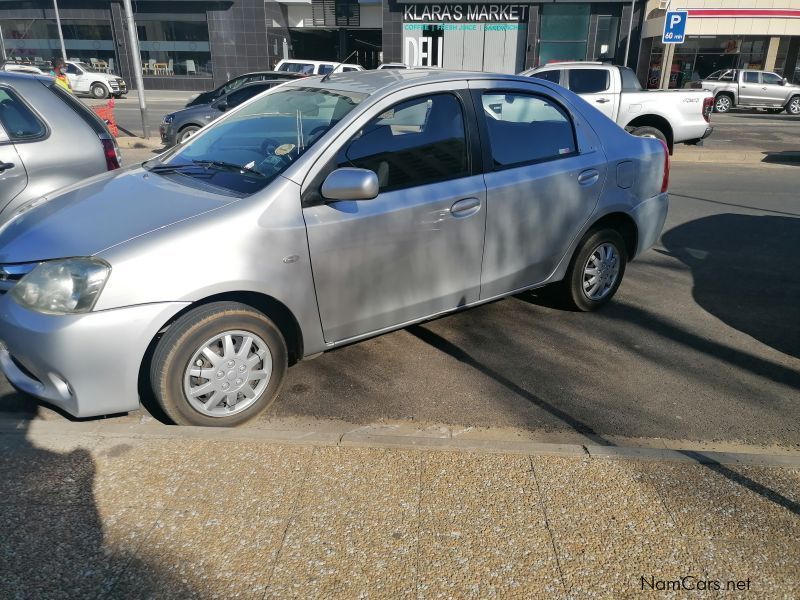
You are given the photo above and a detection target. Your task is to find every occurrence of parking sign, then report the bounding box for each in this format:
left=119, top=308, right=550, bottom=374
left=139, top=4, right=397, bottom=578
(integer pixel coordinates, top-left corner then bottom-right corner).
left=662, top=11, right=688, bottom=44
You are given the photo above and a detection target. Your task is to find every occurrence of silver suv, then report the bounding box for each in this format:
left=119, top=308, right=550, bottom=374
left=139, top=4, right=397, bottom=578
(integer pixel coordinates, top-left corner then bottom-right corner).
left=0, top=70, right=669, bottom=426
left=0, top=72, right=121, bottom=224
left=702, top=69, right=800, bottom=114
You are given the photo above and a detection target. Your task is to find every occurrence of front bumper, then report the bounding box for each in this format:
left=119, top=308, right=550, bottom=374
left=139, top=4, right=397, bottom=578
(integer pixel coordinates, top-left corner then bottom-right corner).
left=0, top=297, right=188, bottom=417
left=160, top=123, right=176, bottom=146
left=631, top=192, right=669, bottom=258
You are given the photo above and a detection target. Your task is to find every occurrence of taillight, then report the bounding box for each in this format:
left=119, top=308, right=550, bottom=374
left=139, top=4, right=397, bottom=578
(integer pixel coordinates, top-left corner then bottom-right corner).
left=658, top=139, right=670, bottom=193
left=702, top=96, right=713, bottom=122
left=100, top=137, right=121, bottom=171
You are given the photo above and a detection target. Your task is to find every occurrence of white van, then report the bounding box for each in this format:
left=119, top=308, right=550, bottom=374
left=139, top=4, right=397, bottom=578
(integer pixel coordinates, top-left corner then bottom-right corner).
left=274, top=59, right=364, bottom=76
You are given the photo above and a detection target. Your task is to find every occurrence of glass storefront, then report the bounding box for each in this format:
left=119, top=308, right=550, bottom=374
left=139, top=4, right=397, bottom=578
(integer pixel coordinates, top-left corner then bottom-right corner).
left=538, top=4, right=590, bottom=65
left=137, top=21, right=212, bottom=77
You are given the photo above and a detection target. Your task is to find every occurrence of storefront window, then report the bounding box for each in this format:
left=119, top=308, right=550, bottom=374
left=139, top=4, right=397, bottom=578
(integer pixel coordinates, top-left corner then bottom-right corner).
left=538, top=4, right=590, bottom=65
left=137, top=21, right=211, bottom=77
left=593, top=15, right=619, bottom=60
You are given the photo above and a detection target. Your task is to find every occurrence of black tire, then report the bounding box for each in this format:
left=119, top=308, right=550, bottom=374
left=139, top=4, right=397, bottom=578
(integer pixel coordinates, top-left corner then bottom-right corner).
left=629, top=126, right=668, bottom=146
left=714, top=94, right=732, bottom=113
left=91, top=83, right=109, bottom=99
left=150, top=302, right=288, bottom=427
left=560, top=228, right=628, bottom=312
left=178, top=125, right=200, bottom=143
left=786, top=96, right=800, bottom=116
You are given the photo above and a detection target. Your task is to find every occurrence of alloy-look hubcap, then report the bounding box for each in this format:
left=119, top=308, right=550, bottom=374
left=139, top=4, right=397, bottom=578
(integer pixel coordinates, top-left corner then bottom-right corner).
left=715, top=97, right=730, bottom=111
left=583, top=243, right=620, bottom=301
left=790, top=98, right=800, bottom=114
left=183, top=330, right=272, bottom=417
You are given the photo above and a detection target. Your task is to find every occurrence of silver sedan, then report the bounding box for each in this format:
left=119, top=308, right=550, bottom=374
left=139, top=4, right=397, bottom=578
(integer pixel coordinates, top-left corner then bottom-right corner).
left=0, top=69, right=669, bottom=426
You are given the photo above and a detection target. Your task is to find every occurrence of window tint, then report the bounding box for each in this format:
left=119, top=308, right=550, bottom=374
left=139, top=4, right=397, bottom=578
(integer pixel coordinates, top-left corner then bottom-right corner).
left=743, top=72, right=759, bottom=83
left=341, top=67, right=358, bottom=72
left=0, top=87, right=47, bottom=141
left=619, top=67, right=643, bottom=91
left=280, top=62, right=314, bottom=74
left=482, top=93, right=576, bottom=167
left=531, top=70, right=561, bottom=84
left=65, top=63, right=80, bottom=75
left=762, top=72, right=782, bottom=85
left=340, top=94, right=468, bottom=192
left=318, top=65, right=334, bottom=75
left=568, top=69, right=610, bottom=93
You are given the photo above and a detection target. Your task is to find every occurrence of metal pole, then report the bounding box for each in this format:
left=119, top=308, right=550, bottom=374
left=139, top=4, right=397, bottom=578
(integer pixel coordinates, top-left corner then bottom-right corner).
left=0, top=25, right=6, bottom=62
left=53, top=0, right=68, bottom=62
left=623, top=0, right=635, bottom=66
left=122, top=0, right=149, bottom=138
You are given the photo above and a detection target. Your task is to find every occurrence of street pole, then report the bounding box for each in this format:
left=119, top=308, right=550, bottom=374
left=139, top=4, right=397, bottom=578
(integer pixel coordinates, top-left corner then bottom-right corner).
left=0, top=25, right=6, bottom=62
left=122, top=0, right=149, bottom=138
left=623, top=0, right=635, bottom=66
left=52, top=0, right=68, bottom=62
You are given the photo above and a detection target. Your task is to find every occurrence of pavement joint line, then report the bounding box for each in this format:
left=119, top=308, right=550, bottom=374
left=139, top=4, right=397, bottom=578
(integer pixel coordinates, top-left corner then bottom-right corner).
left=528, top=456, right=570, bottom=596
left=2, top=416, right=799, bottom=467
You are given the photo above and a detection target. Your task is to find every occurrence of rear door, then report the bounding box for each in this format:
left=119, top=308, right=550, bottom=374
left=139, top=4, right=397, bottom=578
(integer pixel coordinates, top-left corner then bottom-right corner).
left=0, top=86, right=38, bottom=217
left=566, top=67, right=617, bottom=120
left=472, top=80, right=607, bottom=298
left=738, top=71, right=760, bottom=105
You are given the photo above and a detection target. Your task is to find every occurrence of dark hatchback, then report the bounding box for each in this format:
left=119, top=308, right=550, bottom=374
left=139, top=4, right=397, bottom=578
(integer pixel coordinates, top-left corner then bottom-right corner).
left=185, top=70, right=304, bottom=108
left=161, top=80, right=290, bottom=146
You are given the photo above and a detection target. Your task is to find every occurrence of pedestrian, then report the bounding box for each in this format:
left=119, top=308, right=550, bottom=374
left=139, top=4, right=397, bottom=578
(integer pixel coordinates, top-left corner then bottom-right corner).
left=50, top=58, right=73, bottom=93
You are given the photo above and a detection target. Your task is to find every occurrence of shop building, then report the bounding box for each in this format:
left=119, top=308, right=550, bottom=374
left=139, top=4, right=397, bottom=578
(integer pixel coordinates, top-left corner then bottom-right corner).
left=638, top=2, right=800, bottom=88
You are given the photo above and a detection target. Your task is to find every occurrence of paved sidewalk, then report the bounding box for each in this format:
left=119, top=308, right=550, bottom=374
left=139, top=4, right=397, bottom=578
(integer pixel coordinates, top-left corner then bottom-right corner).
left=1, top=425, right=797, bottom=599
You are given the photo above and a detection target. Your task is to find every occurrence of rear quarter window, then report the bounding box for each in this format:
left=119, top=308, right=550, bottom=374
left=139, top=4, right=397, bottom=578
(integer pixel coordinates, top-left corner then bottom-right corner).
left=48, top=83, right=109, bottom=136
left=619, top=68, right=643, bottom=91
left=0, top=86, right=47, bottom=141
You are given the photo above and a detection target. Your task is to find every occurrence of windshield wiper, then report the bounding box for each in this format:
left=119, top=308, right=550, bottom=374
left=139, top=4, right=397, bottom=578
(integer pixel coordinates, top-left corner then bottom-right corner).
left=191, top=159, right=265, bottom=178
left=145, top=161, right=197, bottom=173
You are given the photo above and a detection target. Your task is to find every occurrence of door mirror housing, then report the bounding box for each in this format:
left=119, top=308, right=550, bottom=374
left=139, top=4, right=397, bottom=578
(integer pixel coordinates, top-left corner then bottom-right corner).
left=321, top=168, right=379, bottom=201
left=216, top=100, right=229, bottom=112
left=782, top=78, right=788, bottom=85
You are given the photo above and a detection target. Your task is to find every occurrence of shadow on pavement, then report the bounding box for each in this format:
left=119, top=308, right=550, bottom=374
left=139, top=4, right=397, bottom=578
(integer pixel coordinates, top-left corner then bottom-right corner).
left=661, top=213, right=800, bottom=360
left=761, top=151, right=800, bottom=166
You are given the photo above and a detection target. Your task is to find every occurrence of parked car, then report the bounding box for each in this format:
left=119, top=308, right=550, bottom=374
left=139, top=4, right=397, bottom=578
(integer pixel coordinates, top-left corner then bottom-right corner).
left=275, top=59, right=364, bottom=75
left=185, top=71, right=304, bottom=108
left=701, top=69, right=800, bottom=115
left=0, top=71, right=120, bottom=226
left=62, top=60, right=127, bottom=99
left=0, top=70, right=668, bottom=426
left=522, top=62, right=714, bottom=151
left=161, top=80, right=289, bottom=145
left=377, top=63, right=410, bottom=70
left=1, top=63, right=46, bottom=75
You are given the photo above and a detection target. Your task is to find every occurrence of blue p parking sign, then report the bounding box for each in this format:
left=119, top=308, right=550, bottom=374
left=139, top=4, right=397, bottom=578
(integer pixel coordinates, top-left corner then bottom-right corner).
left=662, top=11, right=688, bottom=44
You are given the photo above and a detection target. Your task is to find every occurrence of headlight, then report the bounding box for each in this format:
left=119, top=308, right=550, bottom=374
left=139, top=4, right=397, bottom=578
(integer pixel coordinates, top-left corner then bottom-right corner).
left=163, top=114, right=174, bottom=124
left=11, top=258, right=110, bottom=315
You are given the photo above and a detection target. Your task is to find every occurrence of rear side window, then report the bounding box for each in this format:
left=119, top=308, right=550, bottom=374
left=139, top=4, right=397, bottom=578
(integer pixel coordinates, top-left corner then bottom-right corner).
left=49, top=83, right=109, bottom=136
left=226, top=85, right=267, bottom=108
left=619, top=68, right=643, bottom=91
left=482, top=92, right=576, bottom=168
left=0, top=87, right=47, bottom=141
left=340, top=93, right=468, bottom=192
left=743, top=72, right=759, bottom=83
left=318, top=65, right=334, bottom=75
left=568, top=69, right=610, bottom=94
left=531, top=70, right=561, bottom=84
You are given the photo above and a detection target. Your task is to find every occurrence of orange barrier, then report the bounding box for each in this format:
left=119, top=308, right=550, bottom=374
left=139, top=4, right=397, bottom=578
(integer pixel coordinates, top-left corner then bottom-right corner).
left=91, top=98, right=118, bottom=137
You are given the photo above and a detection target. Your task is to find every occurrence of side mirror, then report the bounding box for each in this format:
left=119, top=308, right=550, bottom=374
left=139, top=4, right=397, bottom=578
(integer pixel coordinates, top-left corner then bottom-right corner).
left=216, top=100, right=229, bottom=112
left=321, top=168, right=379, bottom=201
left=782, top=78, right=788, bottom=86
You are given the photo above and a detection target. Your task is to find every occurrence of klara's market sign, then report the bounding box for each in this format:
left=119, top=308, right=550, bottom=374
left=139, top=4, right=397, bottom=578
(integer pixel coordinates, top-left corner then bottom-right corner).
left=403, top=4, right=530, bottom=23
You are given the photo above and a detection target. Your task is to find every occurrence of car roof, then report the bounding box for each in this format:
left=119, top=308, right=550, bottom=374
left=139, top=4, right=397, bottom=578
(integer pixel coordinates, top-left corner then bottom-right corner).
left=235, top=70, right=304, bottom=78
left=0, top=71, right=51, bottom=84
left=285, top=69, right=554, bottom=96
left=534, top=62, right=612, bottom=69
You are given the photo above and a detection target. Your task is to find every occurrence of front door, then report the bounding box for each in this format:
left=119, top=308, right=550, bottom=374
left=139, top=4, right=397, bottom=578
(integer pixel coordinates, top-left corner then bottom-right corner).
left=0, top=91, right=30, bottom=218
left=760, top=72, right=788, bottom=106
left=303, top=92, right=487, bottom=343
left=473, top=84, right=607, bottom=298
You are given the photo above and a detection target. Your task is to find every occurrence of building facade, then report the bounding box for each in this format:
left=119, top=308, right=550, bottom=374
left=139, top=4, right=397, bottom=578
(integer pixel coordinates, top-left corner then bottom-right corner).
left=638, top=1, right=800, bottom=89
left=0, top=0, right=645, bottom=91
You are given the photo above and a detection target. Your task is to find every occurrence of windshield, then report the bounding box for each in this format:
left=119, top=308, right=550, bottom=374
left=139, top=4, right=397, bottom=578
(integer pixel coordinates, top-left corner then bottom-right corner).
left=75, top=62, right=101, bottom=73
left=149, top=86, right=366, bottom=195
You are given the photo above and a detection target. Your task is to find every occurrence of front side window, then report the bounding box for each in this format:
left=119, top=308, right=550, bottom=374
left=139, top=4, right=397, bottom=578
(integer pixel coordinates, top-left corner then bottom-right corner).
left=568, top=69, right=610, bottom=94
left=339, top=94, right=468, bottom=192
left=762, top=72, right=782, bottom=85
left=150, top=86, right=366, bottom=195
left=743, top=72, right=759, bottom=83
left=65, top=63, right=81, bottom=75
left=0, top=87, right=46, bottom=141
left=531, top=70, right=561, bottom=84
left=482, top=92, right=576, bottom=168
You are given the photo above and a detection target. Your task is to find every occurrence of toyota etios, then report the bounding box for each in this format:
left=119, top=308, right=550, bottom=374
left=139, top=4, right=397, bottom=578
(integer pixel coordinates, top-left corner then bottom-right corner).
left=0, top=70, right=669, bottom=426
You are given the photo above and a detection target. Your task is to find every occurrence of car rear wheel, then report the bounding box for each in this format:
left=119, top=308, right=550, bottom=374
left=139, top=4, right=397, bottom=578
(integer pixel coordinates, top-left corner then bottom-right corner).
left=150, top=302, right=288, bottom=426
left=787, top=96, right=800, bottom=115
left=714, top=95, right=732, bottom=113
left=91, top=83, right=109, bottom=99
left=560, top=229, right=627, bottom=312
left=178, top=126, right=200, bottom=143
left=629, top=126, right=667, bottom=146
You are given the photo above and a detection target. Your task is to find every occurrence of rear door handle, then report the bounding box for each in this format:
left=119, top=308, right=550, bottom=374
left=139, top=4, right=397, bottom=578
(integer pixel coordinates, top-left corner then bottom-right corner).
left=577, top=169, right=600, bottom=186
left=450, top=197, right=481, bottom=218
left=595, top=98, right=610, bottom=103
left=0, top=162, right=14, bottom=173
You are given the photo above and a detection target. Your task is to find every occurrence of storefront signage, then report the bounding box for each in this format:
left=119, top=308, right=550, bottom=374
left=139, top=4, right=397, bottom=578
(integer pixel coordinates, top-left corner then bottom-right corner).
left=403, top=4, right=529, bottom=23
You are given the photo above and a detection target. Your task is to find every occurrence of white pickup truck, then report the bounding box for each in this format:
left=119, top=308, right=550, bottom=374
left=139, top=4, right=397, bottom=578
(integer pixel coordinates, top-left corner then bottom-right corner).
left=522, top=62, right=713, bottom=152
left=64, top=60, right=128, bottom=99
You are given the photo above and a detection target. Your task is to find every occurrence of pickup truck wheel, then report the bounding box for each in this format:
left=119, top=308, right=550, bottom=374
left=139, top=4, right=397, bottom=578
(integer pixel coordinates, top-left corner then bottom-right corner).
left=629, top=126, right=667, bottom=146
left=560, top=228, right=627, bottom=312
left=91, top=83, right=109, bottom=99
left=178, top=126, right=200, bottom=143
left=787, top=96, right=800, bottom=115
left=150, top=302, right=288, bottom=427
left=714, top=95, right=732, bottom=113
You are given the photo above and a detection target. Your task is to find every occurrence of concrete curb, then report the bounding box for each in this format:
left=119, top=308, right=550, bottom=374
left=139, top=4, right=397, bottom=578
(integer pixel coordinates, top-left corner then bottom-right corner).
left=1, top=416, right=798, bottom=467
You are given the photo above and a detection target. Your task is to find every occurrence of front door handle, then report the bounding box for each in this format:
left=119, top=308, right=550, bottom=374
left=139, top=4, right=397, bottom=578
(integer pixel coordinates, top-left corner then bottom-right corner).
left=577, top=169, right=599, bottom=186
left=450, top=197, right=481, bottom=218
left=0, top=162, right=14, bottom=173
left=595, top=98, right=610, bottom=103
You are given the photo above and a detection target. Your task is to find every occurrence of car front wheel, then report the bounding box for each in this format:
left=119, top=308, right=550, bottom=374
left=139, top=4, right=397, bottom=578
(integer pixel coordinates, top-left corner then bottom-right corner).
left=787, top=96, right=800, bottom=115
left=150, top=302, right=288, bottom=426
left=91, top=83, right=109, bottom=99
left=178, top=126, right=200, bottom=143
left=561, top=229, right=627, bottom=311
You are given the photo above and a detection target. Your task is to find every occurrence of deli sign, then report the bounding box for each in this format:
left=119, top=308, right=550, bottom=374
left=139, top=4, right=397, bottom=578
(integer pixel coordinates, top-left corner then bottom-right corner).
left=403, top=4, right=530, bottom=22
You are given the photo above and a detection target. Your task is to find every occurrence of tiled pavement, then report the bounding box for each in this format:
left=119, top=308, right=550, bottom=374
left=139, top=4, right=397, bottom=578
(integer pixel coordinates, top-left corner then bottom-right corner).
left=1, top=432, right=798, bottom=599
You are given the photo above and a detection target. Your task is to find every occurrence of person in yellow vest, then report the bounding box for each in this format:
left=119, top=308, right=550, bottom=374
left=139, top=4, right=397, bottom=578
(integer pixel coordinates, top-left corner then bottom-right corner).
left=50, top=59, right=73, bottom=93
